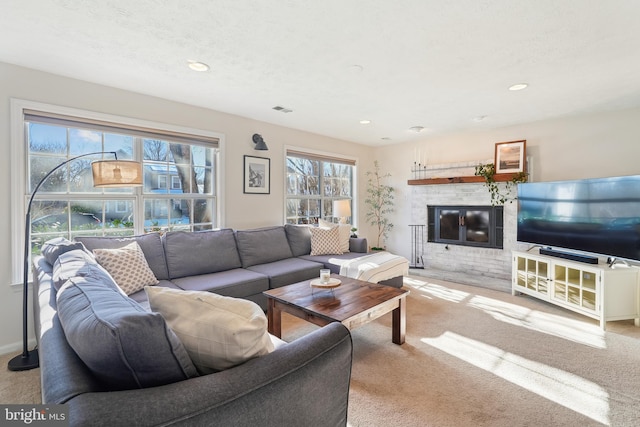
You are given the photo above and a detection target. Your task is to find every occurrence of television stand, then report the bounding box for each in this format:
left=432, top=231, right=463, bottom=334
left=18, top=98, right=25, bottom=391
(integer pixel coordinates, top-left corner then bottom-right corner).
left=539, top=247, right=598, bottom=264
left=512, top=251, right=639, bottom=330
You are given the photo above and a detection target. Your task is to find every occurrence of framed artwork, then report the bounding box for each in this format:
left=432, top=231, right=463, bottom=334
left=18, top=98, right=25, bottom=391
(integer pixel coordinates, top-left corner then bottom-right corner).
left=494, top=140, right=526, bottom=173
left=244, top=155, right=270, bottom=194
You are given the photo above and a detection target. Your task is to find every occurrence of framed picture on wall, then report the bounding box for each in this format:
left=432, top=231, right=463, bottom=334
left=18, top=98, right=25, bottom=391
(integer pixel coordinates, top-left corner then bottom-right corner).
left=244, top=155, right=270, bottom=194
left=494, top=140, right=526, bottom=173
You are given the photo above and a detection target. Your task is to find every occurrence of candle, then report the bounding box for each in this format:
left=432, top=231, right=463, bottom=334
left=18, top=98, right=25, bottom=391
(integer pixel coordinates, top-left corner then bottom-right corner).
left=320, top=269, right=330, bottom=284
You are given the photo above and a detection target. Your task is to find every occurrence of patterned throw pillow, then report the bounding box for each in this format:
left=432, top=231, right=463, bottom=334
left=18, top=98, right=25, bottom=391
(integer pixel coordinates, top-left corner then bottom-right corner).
left=319, top=219, right=351, bottom=253
left=310, top=225, right=342, bottom=256
left=93, top=242, right=159, bottom=295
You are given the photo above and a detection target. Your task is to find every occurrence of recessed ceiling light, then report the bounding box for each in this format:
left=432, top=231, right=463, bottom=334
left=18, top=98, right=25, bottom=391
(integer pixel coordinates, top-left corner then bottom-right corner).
left=473, top=115, right=487, bottom=122
left=381, top=137, right=391, bottom=140
left=349, top=64, right=364, bottom=73
left=360, top=120, right=371, bottom=125
left=508, top=83, right=528, bottom=91
left=187, top=60, right=210, bottom=72
left=408, top=126, right=425, bottom=133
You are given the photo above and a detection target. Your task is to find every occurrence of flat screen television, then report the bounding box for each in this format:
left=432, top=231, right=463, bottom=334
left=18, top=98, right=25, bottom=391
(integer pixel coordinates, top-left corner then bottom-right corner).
left=517, top=175, right=640, bottom=261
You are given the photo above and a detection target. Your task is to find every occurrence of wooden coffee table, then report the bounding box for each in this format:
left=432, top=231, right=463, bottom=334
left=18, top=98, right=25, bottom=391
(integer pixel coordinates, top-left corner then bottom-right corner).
left=264, top=274, right=409, bottom=344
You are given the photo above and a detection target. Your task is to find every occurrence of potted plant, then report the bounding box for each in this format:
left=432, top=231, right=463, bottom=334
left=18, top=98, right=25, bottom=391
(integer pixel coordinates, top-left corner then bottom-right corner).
left=474, top=163, right=527, bottom=205
left=365, top=161, right=395, bottom=250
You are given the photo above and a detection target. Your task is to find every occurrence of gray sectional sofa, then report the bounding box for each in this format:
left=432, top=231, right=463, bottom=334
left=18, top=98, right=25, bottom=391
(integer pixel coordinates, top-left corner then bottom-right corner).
left=74, top=224, right=369, bottom=310
left=32, top=224, right=365, bottom=426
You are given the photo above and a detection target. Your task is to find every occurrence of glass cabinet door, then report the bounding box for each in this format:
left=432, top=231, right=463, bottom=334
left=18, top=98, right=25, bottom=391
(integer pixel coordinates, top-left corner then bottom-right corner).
left=515, top=255, right=549, bottom=295
left=553, top=265, right=568, bottom=301
left=439, top=209, right=460, bottom=240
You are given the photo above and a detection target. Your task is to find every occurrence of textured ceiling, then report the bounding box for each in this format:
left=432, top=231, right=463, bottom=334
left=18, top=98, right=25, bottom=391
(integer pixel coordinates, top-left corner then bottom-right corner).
left=2, top=0, right=640, bottom=145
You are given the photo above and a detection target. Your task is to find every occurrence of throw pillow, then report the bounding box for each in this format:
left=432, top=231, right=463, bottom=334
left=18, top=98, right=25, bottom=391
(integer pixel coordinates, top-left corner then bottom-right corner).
left=93, top=242, right=158, bottom=295
left=319, top=219, right=351, bottom=253
left=145, top=286, right=275, bottom=374
left=75, top=233, right=169, bottom=280
left=56, top=275, right=198, bottom=390
left=310, top=225, right=342, bottom=256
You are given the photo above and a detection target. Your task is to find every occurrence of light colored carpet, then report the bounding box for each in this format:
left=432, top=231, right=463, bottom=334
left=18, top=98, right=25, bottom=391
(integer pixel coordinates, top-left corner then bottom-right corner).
left=0, top=351, right=41, bottom=404
left=2, top=275, right=640, bottom=426
left=281, top=276, right=640, bottom=427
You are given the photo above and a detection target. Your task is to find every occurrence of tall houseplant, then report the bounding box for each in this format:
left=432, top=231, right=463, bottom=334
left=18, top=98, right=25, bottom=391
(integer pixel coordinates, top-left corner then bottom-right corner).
left=365, top=161, right=395, bottom=250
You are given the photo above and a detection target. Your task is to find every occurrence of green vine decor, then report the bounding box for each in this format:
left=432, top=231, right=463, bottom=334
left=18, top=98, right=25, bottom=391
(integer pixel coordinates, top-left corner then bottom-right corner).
left=474, top=163, right=528, bottom=205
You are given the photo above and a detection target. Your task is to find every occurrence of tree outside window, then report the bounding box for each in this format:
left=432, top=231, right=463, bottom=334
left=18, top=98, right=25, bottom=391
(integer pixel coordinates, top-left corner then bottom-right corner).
left=286, top=153, right=354, bottom=224
left=26, top=121, right=218, bottom=253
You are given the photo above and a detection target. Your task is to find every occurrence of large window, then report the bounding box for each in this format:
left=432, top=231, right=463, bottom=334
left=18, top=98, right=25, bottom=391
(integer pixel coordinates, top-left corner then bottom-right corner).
left=286, top=150, right=355, bottom=224
left=11, top=101, right=222, bottom=284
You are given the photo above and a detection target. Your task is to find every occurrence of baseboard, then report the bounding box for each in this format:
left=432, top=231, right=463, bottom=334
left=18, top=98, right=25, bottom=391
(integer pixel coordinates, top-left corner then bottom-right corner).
left=408, top=268, right=511, bottom=293
left=0, top=339, right=37, bottom=357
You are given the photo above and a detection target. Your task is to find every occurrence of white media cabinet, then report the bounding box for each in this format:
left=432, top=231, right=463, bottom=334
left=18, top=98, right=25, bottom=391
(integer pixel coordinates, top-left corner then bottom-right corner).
left=512, top=251, right=640, bottom=330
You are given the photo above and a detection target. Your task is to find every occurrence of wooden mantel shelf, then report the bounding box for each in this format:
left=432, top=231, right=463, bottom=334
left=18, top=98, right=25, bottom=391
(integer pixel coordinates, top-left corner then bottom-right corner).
left=408, top=172, right=521, bottom=186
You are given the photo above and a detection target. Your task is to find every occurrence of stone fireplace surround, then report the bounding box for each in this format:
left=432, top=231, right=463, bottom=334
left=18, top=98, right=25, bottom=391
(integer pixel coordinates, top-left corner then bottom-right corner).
left=409, top=161, right=528, bottom=292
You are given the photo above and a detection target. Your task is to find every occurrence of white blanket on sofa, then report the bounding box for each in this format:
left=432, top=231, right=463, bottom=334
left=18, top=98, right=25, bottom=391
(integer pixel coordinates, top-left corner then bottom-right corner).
left=338, top=251, right=409, bottom=283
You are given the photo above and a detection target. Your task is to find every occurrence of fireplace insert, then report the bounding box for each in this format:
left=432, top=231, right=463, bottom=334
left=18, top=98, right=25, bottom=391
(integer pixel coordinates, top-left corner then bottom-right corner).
left=427, top=205, right=503, bottom=249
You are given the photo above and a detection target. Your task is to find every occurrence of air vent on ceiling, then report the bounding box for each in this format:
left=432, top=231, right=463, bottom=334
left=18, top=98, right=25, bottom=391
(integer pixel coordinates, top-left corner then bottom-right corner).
left=272, top=106, right=293, bottom=113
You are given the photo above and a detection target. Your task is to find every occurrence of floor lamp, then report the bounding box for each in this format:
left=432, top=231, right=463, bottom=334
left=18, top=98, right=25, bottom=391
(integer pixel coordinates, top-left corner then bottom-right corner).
left=7, top=151, right=142, bottom=371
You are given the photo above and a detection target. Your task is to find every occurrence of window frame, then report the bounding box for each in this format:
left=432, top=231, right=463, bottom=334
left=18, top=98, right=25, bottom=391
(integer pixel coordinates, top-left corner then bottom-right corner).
left=171, top=175, right=181, bottom=190
left=284, top=146, right=357, bottom=225
left=9, top=98, right=226, bottom=285
left=115, top=201, right=129, bottom=213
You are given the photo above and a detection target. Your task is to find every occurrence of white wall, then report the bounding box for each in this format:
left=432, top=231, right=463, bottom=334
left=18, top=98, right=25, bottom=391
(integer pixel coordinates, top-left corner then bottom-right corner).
left=0, top=62, right=374, bottom=352
left=373, top=107, right=640, bottom=265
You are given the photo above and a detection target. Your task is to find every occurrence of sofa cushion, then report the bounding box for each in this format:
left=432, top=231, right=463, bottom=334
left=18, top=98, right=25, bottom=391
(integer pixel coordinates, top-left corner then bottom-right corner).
left=284, top=224, right=312, bottom=257
left=235, top=226, right=294, bottom=268
left=146, top=286, right=275, bottom=374
left=41, top=237, right=89, bottom=265
left=309, top=226, right=342, bottom=256
left=56, top=274, right=198, bottom=390
left=75, top=233, right=169, bottom=280
left=349, top=237, right=368, bottom=253
left=93, top=241, right=159, bottom=295
left=129, top=280, right=181, bottom=311
left=300, top=252, right=369, bottom=274
left=53, top=249, right=122, bottom=292
left=163, top=229, right=242, bottom=279
left=171, top=269, right=271, bottom=311
left=171, top=268, right=269, bottom=297
left=247, top=258, right=323, bottom=289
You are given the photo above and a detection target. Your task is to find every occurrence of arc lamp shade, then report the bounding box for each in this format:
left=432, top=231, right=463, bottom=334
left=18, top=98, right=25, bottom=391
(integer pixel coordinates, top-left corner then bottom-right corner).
left=92, top=160, right=143, bottom=187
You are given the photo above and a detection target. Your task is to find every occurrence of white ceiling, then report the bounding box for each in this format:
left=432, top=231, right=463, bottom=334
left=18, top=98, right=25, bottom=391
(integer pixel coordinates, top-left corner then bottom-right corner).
left=2, top=0, right=640, bottom=146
